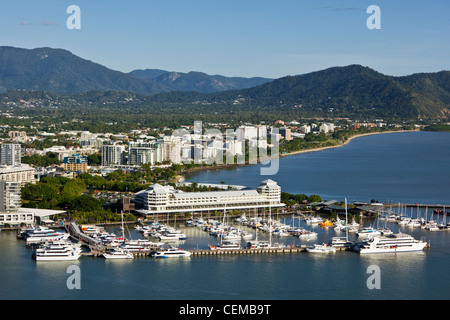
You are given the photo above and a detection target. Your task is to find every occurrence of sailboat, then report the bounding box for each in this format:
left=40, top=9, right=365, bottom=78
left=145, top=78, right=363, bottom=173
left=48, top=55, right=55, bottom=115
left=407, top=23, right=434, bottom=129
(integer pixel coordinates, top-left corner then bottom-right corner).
left=103, top=211, right=134, bottom=259
left=330, top=198, right=353, bottom=248
left=209, top=204, right=241, bottom=250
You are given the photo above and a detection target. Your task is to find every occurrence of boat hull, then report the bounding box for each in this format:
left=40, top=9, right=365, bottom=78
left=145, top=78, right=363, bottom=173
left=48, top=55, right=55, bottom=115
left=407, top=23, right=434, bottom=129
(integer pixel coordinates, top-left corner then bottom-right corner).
left=358, top=243, right=427, bottom=254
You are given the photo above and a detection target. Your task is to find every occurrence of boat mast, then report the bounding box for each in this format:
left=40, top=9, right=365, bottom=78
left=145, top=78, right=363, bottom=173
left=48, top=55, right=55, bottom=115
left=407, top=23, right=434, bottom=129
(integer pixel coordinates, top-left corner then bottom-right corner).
left=345, top=198, right=348, bottom=242
left=269, top=201, right=272, bottom=247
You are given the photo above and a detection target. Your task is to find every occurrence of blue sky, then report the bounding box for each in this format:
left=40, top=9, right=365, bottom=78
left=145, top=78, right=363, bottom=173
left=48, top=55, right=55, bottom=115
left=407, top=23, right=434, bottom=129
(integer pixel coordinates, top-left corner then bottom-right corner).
left=1, top=0, right=449, bottom=78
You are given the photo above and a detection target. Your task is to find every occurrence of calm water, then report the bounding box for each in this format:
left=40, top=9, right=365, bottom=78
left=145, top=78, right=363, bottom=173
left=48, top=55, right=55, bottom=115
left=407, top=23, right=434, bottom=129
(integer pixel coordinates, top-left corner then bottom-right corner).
left=1, top=131, right=449, bottom=301
left=186, top=131, right=450, bottom=205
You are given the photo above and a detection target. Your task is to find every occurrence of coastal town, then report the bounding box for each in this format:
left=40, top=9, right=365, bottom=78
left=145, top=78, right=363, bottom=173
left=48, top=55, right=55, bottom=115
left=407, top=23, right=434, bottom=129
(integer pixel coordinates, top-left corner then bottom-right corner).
left=0, top=117, right=419, bottom=229
left=0, top=115, right=443, bottom=262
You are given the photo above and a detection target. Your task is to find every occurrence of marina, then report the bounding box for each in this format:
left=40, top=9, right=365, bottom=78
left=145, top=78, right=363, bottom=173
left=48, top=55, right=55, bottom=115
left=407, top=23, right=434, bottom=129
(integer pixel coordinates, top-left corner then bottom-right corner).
left=54, top=202, right=434, bottom=258
left=1, top=131, right=449, bottom=300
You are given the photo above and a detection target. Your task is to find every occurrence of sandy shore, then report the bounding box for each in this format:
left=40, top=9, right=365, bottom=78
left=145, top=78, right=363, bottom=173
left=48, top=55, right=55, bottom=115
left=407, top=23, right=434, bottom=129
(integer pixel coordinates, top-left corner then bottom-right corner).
left=280, top=129, right=418, bottom=158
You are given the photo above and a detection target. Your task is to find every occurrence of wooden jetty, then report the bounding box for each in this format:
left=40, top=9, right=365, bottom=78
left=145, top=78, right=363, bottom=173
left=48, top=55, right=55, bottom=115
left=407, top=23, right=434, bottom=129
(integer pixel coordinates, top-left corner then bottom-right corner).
left=80, top=245, right=350, bottom=258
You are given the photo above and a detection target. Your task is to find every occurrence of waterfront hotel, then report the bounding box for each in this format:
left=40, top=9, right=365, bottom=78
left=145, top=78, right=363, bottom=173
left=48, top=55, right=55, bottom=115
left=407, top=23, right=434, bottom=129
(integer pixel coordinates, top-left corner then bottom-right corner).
left=134, top=179, right=284, bottom=216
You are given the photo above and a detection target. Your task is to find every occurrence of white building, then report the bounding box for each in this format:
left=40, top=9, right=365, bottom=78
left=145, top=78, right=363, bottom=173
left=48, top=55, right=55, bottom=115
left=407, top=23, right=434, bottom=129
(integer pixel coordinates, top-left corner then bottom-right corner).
left=134, top=179, right=284, bottom=215
left=128, top=141, right=164, bottom=166
left=101, top=145, right=125, bottom=166
left=0, top=181, right=21, bottom=213
left=300, top=125, right=311, bottom=134
left=0, top=144, right=21, bottom=166
left=0, top=164, right=37, bottom=185
left=319, top=123, right=336, bottom=134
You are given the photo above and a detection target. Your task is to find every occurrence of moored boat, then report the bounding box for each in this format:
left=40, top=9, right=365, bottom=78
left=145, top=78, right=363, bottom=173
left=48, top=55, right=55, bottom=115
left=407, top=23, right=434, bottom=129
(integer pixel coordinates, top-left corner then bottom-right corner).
left=152, top=247, right=192, bottom=258
left=306, top=243, right=336, bottom=253
left=103, top=248, right=134, bottom=259
left=355, top=232, right=427, bottom=254
left=209, top=241, right=241, bottom=250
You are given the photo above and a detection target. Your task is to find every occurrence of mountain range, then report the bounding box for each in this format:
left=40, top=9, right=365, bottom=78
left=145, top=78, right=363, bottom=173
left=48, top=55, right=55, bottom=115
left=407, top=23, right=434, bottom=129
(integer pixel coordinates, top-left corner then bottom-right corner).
left=0, top=46, right=271, bottom=95
left=0, top=46, right=448, bottom=120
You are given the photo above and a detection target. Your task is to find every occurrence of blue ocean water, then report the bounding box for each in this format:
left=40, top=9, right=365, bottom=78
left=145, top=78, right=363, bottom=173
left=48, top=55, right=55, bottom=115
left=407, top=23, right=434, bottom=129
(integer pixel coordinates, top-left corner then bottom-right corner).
left=1, top=131, right=449, bottom=301
left=186, top=131, right=450, bottom=205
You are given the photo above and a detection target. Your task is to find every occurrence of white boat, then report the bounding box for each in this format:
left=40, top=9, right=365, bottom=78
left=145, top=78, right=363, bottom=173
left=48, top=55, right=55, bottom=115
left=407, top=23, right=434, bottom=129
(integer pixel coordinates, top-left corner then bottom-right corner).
left=209, top=241, right=241, bottom=250
left=295, top=229, right=318, bottom=238
left=356, top=233, right=428, bottom=254
left=272, top=230, right=290, bottom=237
left=306, top=243, right=336, bottom=253
left=152, top=247, right=191, bottom=258
left=103, top=248, right=134, bottom=259
left=240, top=231, right=253, bottom=240
left=406, top=219, right=422, bottom=228
left=23, top=226, right=55, bottom=238
left=125, top=239, right=162, bottom=247
left=158, top=232, right=187, bottom=241
left=222, top=232, right=241, bottom=241
left=34, top=241, right=81, bottom=261
left=246, top=240, right=286, bottom=249
left=81, top=225, right=104, bottom=235
left=26, top=232, right=70, bottom=245
left=119, top=243, right=152, bottom=253
left=36, top=241, right=82, bottom=254
left=329, top=237, right=352, bottom=248
left=35, top=250, right=80, bottom=261
left=356, top=226, right=381, bottom=238
left=380, top=228, right=393, bottom=236
left=397, top=217, right=411, bottom=225
left=305, top=216, right=323, bottom=224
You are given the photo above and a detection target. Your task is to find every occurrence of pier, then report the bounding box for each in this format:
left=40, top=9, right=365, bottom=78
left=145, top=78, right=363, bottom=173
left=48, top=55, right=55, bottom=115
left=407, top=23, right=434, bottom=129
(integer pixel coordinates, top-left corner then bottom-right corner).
left=79, top=245, right=351, bottom=258
left=189, top=246, right=308, bottom=256
left=383, top=203, right=449, bottom=210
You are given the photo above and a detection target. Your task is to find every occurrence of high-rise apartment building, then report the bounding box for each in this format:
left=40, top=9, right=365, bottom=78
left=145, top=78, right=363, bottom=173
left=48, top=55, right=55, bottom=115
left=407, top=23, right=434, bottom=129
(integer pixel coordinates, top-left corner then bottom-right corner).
left=101, top=145, right=125, bottom=166
left=0, top=144, right=21, bottom=166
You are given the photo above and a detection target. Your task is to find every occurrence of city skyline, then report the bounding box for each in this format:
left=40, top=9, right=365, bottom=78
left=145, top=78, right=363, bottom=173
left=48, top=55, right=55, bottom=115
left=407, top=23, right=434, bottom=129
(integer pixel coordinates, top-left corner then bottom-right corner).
left=1, top=0, right=449, bottom=79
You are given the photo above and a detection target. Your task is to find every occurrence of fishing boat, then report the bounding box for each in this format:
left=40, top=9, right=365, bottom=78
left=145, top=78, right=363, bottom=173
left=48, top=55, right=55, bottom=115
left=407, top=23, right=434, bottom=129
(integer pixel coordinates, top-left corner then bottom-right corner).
left=306, top=243, right=336, bottom=253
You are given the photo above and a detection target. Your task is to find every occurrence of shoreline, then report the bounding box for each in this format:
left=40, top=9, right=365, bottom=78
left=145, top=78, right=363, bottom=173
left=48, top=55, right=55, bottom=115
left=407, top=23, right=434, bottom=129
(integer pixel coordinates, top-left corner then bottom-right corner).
left=180, top=129, right=419, bottom=179
left=280, top=129, right=418, bottom=158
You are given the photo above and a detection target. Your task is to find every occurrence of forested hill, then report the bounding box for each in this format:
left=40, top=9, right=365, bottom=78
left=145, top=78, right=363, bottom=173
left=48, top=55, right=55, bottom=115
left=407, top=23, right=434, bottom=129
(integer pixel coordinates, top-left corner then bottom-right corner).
left=200, top=65, right=450, bottom=120
left=0, top=46, right=271, bottom=95
left=0, top=46, right=448, bottom=121
left=0, top=46, right=171, bottom=95
left=129, top=69, right=272, bottom=94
